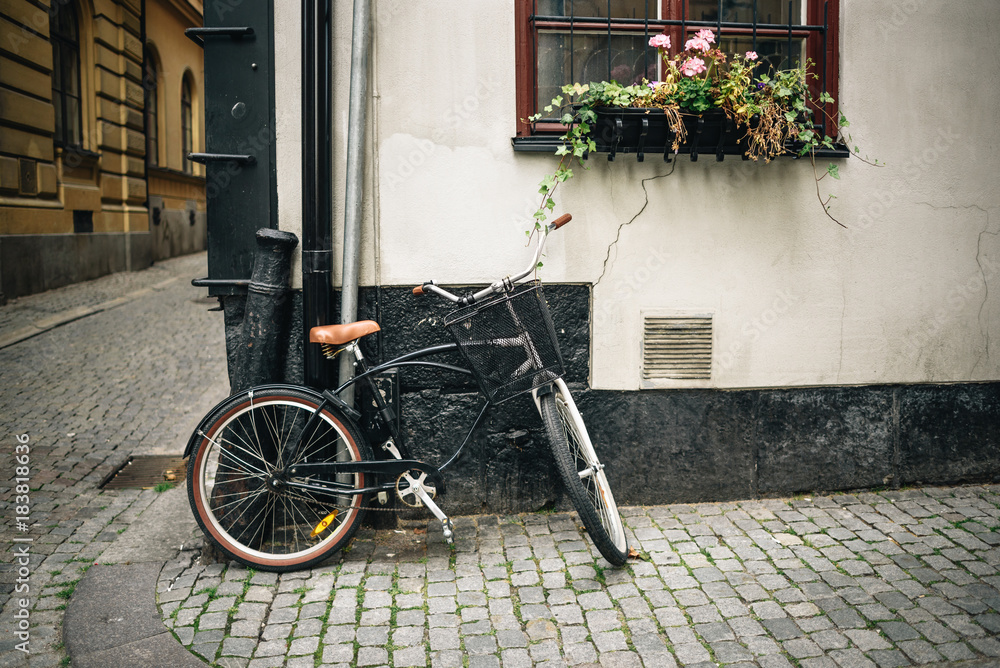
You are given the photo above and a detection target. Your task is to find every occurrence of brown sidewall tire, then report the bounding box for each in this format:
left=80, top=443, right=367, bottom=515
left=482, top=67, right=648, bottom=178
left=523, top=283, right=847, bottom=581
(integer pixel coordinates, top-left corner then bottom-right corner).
left=187, top=387, right=371, bottom=572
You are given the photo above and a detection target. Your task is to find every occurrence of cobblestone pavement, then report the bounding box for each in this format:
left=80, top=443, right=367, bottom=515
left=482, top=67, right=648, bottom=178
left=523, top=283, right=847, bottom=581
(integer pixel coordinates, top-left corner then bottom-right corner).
left=160, top=486, right=1000, bottom=668
left=0, top=257, right=211, bottom=348
left=3, top=253, right=1000, bottom=668
left=0, top=253, right=229, bottom=666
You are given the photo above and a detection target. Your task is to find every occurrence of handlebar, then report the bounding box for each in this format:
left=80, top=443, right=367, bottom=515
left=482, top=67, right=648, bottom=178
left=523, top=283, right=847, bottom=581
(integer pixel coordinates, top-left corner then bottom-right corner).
left=414, top=214, right=571, bottom=305
left=551, top=213, right=571, bottom=229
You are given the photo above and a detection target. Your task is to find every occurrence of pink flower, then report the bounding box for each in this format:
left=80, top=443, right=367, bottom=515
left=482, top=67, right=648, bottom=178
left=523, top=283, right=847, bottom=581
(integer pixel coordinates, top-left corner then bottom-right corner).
left=648, top=34, right=671, bottom=49
left=684, top=37, right=711, bottom=52
left=681, top=57, right=707, bottom=77
left=694, top=29, right=716, bottom=44
left=745, top=50, right=759, bottom=61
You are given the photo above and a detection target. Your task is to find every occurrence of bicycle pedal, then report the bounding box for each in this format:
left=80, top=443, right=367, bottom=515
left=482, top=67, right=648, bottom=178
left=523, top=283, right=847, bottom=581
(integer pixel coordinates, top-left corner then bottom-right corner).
left=443, top=519, right=455, bottom=544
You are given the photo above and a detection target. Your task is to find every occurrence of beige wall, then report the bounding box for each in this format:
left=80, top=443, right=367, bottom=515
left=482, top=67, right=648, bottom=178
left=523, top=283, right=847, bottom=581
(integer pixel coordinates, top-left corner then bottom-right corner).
left=273, top=1, right=1000, bottom=390
left=0, top=0, right=206, bottom=298
left=0, top=0, right=148, bottom=236
left=145, top=0, right=204, bottom=178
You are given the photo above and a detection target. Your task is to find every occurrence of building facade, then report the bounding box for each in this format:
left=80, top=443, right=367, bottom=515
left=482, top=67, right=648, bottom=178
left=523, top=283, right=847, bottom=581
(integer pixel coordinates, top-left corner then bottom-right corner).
left=0, top=0, right=205, bottom=301
left=205, top=1, right=1000, bottom=511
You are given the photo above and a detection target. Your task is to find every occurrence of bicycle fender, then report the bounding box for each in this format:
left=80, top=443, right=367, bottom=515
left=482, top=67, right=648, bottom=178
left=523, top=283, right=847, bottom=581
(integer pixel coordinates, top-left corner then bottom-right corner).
left=530, top=382, right=554, bottom=417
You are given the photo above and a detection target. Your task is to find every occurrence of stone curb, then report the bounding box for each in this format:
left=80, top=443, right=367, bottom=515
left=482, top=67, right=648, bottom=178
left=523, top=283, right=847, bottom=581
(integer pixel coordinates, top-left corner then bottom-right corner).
left=64, top=562, right=207, bottom=667
left=0, top=277, right=177, bottom=349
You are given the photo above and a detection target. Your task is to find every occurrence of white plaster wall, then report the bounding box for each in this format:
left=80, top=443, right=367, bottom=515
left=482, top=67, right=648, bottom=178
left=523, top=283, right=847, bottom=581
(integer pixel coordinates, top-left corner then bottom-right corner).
left=274, top=0, right=1000, bottom=390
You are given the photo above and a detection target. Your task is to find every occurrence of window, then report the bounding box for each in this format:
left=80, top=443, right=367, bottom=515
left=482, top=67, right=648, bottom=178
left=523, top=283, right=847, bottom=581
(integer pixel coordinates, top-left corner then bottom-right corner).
left=144, top=47, right=159, bottom=166
left=51, top=1, right=83, bottom=147
left=181, top=75, right=193, bottom=174
left=514, top=0, right=839, bottom=138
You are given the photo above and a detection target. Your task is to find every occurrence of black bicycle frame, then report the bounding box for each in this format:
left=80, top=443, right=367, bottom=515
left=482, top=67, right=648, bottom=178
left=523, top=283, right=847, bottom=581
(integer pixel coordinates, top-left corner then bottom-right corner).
left=278, top=342, right=492, bottom=499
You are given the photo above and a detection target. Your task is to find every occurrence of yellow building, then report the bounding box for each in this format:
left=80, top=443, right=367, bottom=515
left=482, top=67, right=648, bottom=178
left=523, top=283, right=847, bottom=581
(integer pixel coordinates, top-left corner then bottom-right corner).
left=0, top=0, right=206, bottom=301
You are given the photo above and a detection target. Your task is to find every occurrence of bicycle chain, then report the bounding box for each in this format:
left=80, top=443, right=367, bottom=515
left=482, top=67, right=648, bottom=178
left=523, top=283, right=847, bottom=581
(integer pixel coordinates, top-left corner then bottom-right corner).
left=271, top=486, right=427, bottom=515
left=256, top=463, right=436, bottom=516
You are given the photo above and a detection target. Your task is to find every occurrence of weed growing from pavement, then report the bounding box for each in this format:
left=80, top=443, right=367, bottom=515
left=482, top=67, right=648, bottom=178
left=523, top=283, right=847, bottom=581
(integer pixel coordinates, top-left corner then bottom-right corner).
left=354, top=583, right=365, bottom=624
left=55, top=579, right=80, bottom=599
left=388, top=572, right=401, bottom=625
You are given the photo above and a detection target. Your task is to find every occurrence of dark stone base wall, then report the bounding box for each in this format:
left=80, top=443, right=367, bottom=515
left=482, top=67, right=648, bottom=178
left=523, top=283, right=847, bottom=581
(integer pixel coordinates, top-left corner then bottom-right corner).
left=0, top=232, right=154, bottom=300
left=581, top=383, right=1000, bottom=506
left=221, top=283, right=1000, bottom=514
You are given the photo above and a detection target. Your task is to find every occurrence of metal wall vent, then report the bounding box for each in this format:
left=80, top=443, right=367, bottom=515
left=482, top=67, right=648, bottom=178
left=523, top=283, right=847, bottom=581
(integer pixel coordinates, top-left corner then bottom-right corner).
left=642, top=314, right=712, bottom=381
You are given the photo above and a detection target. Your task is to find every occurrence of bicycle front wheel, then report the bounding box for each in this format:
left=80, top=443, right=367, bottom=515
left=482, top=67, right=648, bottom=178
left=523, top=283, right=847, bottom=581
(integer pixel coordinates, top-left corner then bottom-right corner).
left=539, top=382, right=629, bottom=566
left=187, top=386, right=371, bottom=572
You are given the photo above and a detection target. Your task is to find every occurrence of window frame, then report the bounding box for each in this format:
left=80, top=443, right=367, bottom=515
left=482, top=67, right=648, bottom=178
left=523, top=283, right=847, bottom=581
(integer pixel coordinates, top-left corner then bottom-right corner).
left=181, top=74, right=194, bottom=174
left=51, top=1, right=84, bottom=148
left=514, top=0, right=840, bottom=140
left=144, top=46, right=160, bottom=167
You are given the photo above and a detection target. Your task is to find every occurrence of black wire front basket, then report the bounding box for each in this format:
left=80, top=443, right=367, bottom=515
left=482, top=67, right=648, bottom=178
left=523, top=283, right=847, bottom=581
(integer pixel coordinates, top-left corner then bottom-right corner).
left=444, top=281, right=565, bottom=403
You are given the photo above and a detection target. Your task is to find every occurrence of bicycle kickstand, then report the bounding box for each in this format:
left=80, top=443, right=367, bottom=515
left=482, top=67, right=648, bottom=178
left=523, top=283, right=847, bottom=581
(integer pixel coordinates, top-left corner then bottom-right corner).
left=409, top=483, right=456, bottom=545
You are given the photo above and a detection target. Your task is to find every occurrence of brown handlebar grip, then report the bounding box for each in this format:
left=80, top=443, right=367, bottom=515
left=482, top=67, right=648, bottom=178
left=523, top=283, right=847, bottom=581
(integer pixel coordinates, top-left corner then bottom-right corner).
left=551, top=213, right=572, bottom=229
left=413, top=285, right=425, bottom=296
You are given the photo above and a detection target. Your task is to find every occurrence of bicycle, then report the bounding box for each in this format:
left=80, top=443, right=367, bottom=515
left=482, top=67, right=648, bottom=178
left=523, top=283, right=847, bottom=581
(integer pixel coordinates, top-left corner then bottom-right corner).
left=185, top=213, right=629, bottom=572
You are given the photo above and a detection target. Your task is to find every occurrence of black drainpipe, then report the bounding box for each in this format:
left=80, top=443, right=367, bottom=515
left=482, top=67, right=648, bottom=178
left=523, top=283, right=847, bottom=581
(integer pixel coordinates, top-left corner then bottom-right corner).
left=301, top=0, right=335, bottom=389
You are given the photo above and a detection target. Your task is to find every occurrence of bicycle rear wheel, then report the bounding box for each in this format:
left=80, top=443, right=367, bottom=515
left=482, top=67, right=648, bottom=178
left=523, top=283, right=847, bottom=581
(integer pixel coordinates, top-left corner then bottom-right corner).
left=187, top=386, right=371, bottom=572
left=539, top=381, right=629, bottom=566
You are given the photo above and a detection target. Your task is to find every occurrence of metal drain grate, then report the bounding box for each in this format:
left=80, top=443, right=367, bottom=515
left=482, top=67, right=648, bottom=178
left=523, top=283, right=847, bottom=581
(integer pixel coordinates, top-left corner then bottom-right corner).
left=101, top=455, right=187, bottom=489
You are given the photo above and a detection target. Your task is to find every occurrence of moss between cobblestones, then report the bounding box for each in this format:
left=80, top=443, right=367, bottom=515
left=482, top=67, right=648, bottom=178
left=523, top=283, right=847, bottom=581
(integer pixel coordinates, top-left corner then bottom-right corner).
left=152, top=487, right=1000, bottom=667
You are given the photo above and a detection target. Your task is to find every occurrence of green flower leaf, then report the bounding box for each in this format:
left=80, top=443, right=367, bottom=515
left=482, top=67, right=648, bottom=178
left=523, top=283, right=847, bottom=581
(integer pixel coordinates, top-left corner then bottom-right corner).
left=827, top=164, right=840, bottom=180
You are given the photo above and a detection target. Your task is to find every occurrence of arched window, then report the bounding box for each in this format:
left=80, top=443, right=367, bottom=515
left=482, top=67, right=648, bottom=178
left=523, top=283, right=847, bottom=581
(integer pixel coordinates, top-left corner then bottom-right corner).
left=181, top=75, right=193, bottom=174
left=144, top=47, right=159, bottom=166
left=51, top=2, right=82, bottom=147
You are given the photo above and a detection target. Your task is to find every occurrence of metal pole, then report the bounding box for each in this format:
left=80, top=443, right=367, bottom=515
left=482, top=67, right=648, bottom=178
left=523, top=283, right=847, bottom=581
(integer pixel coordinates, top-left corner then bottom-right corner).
left=606, top=0, right=611, bottom=80
left=302, top=0, right=335, bottom=390
left=339, top=0, right=372, bottom=407
left=786, top=1, right=793, bottom=69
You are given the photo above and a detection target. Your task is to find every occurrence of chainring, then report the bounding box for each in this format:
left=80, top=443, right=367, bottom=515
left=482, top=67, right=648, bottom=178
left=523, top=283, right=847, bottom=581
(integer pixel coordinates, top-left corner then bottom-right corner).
left=395, top=470, right=438, bottom=508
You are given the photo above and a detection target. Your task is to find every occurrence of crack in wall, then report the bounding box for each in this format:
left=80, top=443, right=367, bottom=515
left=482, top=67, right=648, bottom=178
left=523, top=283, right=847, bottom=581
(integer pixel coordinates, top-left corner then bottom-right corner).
left=975, top=209, right=997, bottom=374
left=915, top=202, right=996, bottom=377
left=593, top=164, right=675, bottom=288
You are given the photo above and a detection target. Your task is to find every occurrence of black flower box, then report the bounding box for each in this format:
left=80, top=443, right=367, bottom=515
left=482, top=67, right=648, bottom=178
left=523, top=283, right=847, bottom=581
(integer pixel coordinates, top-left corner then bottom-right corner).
left=588, top=107, right=745, bottom=162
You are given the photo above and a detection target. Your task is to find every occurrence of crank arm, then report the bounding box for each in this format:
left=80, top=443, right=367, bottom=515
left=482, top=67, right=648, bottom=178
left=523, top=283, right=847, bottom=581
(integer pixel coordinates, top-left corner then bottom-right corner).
left=411, top=483, right=455, bottom=544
